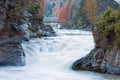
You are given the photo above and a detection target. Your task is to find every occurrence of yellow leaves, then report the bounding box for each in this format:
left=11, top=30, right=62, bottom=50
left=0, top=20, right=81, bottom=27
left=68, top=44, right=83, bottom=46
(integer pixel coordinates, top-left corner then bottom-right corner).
left=84, top=0, right=98, bottom=22
left=39, top=2, right=44, bottom=9
left=96, top=8, right=120, bottom=46
left=37, top=1, right=44, bottom=15
left=72, top=11, right=77, bottom=18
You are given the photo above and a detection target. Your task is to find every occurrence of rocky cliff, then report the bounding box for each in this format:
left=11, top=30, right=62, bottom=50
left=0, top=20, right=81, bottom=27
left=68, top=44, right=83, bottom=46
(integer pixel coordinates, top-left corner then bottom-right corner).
left=0, top=0, right=55, bottom=66
left=65, top=0, right=120, bottom=29
left=72, top=0, right=120, bottom=75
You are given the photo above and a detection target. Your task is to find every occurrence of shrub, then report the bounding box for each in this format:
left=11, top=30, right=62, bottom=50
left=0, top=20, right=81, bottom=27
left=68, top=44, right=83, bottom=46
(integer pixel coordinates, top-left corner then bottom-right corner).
left=28, top=4, right=40, bottom=14
left=95, top=8, right=120, bottom=46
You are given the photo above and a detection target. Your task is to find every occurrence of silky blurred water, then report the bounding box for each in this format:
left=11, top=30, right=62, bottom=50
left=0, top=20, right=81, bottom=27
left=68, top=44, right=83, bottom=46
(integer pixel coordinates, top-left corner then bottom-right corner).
left=0, top=29, right=120, bottom=80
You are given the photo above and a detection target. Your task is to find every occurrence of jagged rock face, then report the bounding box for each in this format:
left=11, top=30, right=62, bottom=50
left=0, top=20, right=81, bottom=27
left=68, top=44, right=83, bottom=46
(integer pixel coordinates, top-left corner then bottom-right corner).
left=0, top=43, right=25, bottom=66
left=72, top=24, right=120, bottom=74
left=0, top=0, right=26, bottom=66
left=72, top=30, right=120, bottom=74
left=0, top=0, right=55, bottom=66
left=72, top=0, right=120, bottom=74
left=0, top=27, right=25, bottom=66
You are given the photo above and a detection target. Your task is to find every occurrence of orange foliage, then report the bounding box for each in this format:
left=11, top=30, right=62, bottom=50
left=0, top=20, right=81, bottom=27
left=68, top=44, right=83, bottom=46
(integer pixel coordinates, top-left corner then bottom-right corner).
left=39, top=1, right=45, bottom=15
left=84, top=0, right=98, bottom=22
left=53, top=1, right=60, bottom=17
left=56, top=1, right=73, bottom=25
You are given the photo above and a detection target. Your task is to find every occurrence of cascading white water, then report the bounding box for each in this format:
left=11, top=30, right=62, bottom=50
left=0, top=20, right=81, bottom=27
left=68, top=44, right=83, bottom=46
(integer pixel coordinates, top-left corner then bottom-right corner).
left=0, top=29, right=120, bottom=80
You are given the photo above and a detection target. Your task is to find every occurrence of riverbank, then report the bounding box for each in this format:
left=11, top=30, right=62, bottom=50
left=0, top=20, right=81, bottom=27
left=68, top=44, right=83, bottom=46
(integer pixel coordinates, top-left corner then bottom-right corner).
left=72, top=7, right=120, bottom=75
left=0, top=29, right=119, bottom=80
left=0, top=0, right=55, bottom=66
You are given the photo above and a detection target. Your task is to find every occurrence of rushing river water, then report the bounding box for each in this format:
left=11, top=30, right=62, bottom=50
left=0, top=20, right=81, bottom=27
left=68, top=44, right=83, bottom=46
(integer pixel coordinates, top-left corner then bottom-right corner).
left=0, top=29, right=120, bottom=80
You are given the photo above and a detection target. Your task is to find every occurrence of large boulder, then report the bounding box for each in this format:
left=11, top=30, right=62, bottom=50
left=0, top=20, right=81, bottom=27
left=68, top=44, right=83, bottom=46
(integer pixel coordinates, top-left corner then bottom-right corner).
left=28, top=24, right=55, bottom=38
left=0, top=43, right=25, bottom=66
left=0, top=24, right=26, bottom=66
left=72, top=48, right=106, bottom=73
left=72, top=47, right=120, bottom=74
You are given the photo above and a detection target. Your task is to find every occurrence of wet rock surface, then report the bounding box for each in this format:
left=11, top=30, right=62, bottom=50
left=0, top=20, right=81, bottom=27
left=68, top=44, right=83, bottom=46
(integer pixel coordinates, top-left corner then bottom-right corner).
left=72, top=31, right=120, bottom=75
left=72, top=0, right=120, bottom=75
left=0, top=24, right=26, bottom=66
left=0, top=0, right=55, bottom=66
left=0, top=43, right=25, bottom=66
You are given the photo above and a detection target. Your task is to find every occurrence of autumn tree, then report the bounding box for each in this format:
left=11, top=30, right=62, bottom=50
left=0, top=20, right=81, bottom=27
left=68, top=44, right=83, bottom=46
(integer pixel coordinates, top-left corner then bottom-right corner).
left=53, top=0, right=60, bottom=17
left=84, top=0, right=98, bottom=23
left=57, top=0, right=73, bottom=25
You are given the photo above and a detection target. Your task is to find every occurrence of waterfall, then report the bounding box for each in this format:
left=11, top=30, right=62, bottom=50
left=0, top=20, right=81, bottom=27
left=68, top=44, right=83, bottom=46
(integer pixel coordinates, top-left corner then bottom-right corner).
left=0, top=29, right=119, bottom=80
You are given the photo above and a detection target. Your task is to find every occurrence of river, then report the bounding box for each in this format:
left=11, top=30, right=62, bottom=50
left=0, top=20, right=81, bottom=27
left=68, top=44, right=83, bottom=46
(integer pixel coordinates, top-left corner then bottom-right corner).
left=0, top=29, right=120, bottom=80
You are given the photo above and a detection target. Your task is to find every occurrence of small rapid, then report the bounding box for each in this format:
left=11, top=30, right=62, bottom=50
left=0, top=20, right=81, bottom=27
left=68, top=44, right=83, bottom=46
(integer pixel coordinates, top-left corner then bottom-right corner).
left=0, top=29, right=120, bottom=80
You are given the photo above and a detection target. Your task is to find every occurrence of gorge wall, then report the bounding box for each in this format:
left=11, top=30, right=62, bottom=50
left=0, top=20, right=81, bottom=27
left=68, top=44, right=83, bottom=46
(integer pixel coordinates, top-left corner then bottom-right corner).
left=0, top=0, right=55, bottom=66
left=72, top=0, right=120, bottom=75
